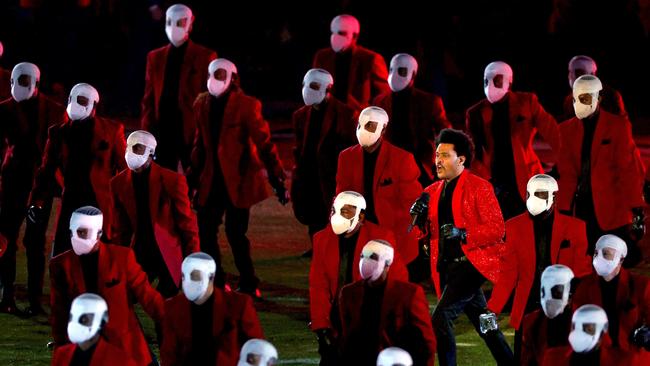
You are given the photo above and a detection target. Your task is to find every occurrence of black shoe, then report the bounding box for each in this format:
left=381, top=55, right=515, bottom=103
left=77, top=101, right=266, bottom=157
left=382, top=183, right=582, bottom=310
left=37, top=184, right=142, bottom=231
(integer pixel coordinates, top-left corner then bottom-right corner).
left=24, top=304, right=47, bottom=317
left=0, top=300, right=23, bottom=315
left=301, top=249, right=313, bottom=258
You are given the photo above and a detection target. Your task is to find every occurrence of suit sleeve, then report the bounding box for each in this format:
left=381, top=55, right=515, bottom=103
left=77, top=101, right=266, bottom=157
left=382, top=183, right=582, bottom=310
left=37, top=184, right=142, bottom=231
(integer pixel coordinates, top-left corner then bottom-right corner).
left=409, top=286, right=437, bottom=366
left=616, top=121, right=645, bottom=209
left=530, top=93, right=560, bottom=164
left=50, top=261, right=71, bottom=346
left=246, top=99, right=286, bottom=183
left=170, top=174, right=200, bottom=255
left=398, top=152, right=423, bottom=211
left=238, top=295, right=264, bottom=341
left=370, top=53, right=390, bottom=100
left=110, top=179, right=133, bottom=247
left=141, top=53, right=155, bottom=131
left=30, top=125, right=60, bottom=207
left=309, top=235, right=333, bottom=330
left=487, top=225, right=518, bottom=314
left=161, top=301, right=179, bottom=366
left=465, top=179, right=505, bottom=249
left=112, top=123, right=127, bottom=174
left=125, top=248, right=165, bottom=324
left=335, top=150, right=349, bottom=195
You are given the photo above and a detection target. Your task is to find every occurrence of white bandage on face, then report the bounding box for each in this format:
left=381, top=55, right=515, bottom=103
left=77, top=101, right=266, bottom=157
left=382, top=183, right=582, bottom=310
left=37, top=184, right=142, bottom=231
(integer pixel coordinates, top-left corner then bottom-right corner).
left=359, top=240, right=394, bottom=282
left=11, top=62, right=40, bottom=102
left=66, top=83, right=99, bottom=121
left=67, top=293, right=109, bottom=345
left=330, top=14, right=359, bottom=53
left=181, top=252, right=216, bottom=303
left=568, top=55, right=597, bottom=89
left=302, top=68, right=333, bottom=106
left=569, top=304, right=608, bottom=353
left=540, top=264, right=574, bottom=319
left=330, top=191, right=366, bottom=235
left=572, top=75, right=602, bottom=119
left=483, top=61, right=512, bottom=103
left=125, top=130, right=157, bottom=171
left=237, top=338, right=278, bottom=366
left=526, top=174, right=558, bottom=216
left=356, top=106, right=389, bottom=147
left=592, top=234, right=627, bottom=278
left=388, top=53, right=418, bottom=92
left=207, top=58, right=237, bottom=98
left=377, top=347, right=413, bottom=366
left=165, top=4, right=193, bottom=47
left=69, top=207, right=104, bottom=255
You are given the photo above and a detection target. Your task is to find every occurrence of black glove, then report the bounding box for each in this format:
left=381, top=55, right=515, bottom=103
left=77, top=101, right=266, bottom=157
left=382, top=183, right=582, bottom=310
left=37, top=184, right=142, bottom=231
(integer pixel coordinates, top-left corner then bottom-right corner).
left=409, top=193, right=430, bottom=231
left=316, top=328, right=337, bottom=365
left=630, top=207, right=646, bottom=241
left=441, top=223, right=466, bottom=242
left=26, top=205, right=45, bottom=225
left=631, top=325, right=650, bottom=351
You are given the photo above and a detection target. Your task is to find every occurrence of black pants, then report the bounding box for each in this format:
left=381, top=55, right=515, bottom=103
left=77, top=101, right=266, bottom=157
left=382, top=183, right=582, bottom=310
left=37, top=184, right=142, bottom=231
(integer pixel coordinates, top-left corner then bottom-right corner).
left=197, top=188, right=259, bottom=291
left=0, top=168, right=51, bottom=306
left=432, top=261, right=513, bottom=366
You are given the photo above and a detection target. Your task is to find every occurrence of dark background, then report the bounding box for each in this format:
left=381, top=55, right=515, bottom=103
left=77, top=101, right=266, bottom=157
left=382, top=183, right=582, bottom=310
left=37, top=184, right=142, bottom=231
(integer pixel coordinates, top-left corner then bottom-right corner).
left=1, top=0, right=649, bottom=128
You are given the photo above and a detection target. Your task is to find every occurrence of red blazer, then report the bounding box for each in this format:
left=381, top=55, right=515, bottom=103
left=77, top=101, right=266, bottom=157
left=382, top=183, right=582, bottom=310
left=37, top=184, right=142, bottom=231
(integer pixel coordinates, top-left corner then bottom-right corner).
left=336, top=141, right=422, bottom=263
left=309, top=221, right=408, bottom=331
left=161, top=289, right=264, bottom=366
left=488, top=212, right=592, bottom=329
left=423, top=170, right=505, bottom=296
left=50, top=243, right=164, bottom=366
left=190, top=90, right=286, bottom=209
left=0, top=68, right=10, bottom=101
left=0, top=93, right=65, bottom=170
left=339, top=279, right=437, bottom=366
left=312, top=45, right=390, bottom=110
left=521, top=309, right=572, bottom=366
left=573, top=269, right=650, bottom=361
left=51, top=337, right=137, bottom=366
left=373, top=87, right=451, bottom=180
left=141, top=40, right=217, bottom=147
left=30, top=117, right=127, bottom=240
left=111, top=163, right=200, bottom=286
left=291, top=97, right=357, bottom=225
left=466, top=91, right=560, bottom=200
left=557, top=110, right=645, bottom=230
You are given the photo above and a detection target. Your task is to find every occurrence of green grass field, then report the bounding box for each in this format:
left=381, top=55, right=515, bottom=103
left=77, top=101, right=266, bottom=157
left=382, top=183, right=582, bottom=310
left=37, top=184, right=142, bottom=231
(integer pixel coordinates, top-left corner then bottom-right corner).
left=0, top=197, right=516, bottom=365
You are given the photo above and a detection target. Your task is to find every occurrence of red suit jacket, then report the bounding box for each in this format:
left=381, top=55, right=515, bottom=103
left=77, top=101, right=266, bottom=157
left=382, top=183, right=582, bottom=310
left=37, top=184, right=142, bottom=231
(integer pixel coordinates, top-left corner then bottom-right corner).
left=51, top=337, right=137, bottom=366
left=336, top=141, right=422, bottom=263
left=50, top=243, right=164, bottom=366
left=423, top=170, right=505, bottom=296
left=312, top=45, right=390, bottom=110
left=557, top=110, right=645, bottom=230
left=488, top=212, right=592, bottom=329
left=373, top=87, right=451, bottom=180
left=30, top=117, right=127, bottom=240
left=141, top=40, right=217, bottom=148
left=466, top=91, right=560, bottom=200
left=190, top=90, right=286, bottom=209
left=309, top=221, right=408, bottom=331
left=111, top=162, right=200, bottom=286
left=161, top=289, right=264, bottom=366
left=339, top=279, right=437, bottom=366
left=291, top=97, right=357, bottom=225
left=573, top=269, right=650, bottom=362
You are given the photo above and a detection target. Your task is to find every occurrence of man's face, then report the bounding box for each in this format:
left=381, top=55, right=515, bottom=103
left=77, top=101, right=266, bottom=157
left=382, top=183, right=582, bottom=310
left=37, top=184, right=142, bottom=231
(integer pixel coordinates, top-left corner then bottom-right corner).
left=361, top=121, right=379, bottom=133
left=600, top=247, right=618, bottom=261
left=130, top=143, right=147, bottom=156
left=76, top=227, right=102, bottom=241
left=334, top=204, right=357, bottom=220
left=435, top=143, right=464, bottom=180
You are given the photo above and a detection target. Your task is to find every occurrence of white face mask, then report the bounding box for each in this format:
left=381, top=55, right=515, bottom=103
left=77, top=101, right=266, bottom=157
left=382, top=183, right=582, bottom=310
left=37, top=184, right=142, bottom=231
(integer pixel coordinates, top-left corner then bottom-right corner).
left=572, top=75, right=602, bottom=119
left=358, top=240, right=394, bottom=281
left=10, top=62, right=40, bottom=102
left=165, top=5, right=192, bottom=47
left=356, top=123, right=383, bottom=147
left=526, top=195, right=549, bottom=216
left=67, top=294, right=107, bottom=345
left=377, top=347, right=413, bottom=366
left=483, top=61, right=512, bottom=104
left=301, top=69, right=332, bottom=106
left=330, top=191, right=365, bottom=235
left=569, top=305, right=608, bottom=353
left=181, top=254, right=216, bottom=303
left=540, top=264, right=574, bottom=319
left=302, top=85, right=325, bottom=106
left=388, top=53, right=417, bottom=92
left=125, top=150, right=150, bottom=171
left=66, top=83, right=99, bottom=121
left=329, top=15, right=359, bottom=53
left=330, top=213, right=353, bottom=235
left=182, top=273, right=209, bottom=302
left=359, top=257, right=384, bottom=281
left=207, top=78, right=228, bottom=97
left=69, top=212, right=103, bottom=255
left=356, top=107, right=389, bottom=147
left=67, top=103, right=91, bottom=121
left=207, top=59, right=237, bottom=98
left=542, top=299, right=566, bottom=319
left=484, top=77, right=509, bottom=103
left=166, top=25, right=188, bottom=47
left=11, top=84, right=34, bottom=102
left=238, top=339, right=278, bottom=366
left=569, top=329, right=600, bottom=353
left=573, top=93, right=599, bottom=119
left=388, top=73, right=410, bottom=93
left=330, top=33, right=352, bottom=53
left=68, top=319, right=95, bottom=344
left=592, top=252, right=620, bottom=277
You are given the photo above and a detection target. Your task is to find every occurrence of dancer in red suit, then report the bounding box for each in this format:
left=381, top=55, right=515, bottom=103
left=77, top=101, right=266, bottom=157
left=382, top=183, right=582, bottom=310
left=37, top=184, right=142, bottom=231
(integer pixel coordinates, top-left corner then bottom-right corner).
left=51, top=293, right=136, bottom=366
left=312, top=15, right=389, bottom=111
left=141, top=4, right=217, bottom=171
left=466, top=61, right=560, bottom=220
left=338, top=240, right=437, bottom=366
left=112, top=130, right=199, bottom=298
left=309, top=191, right=408, bottom=365
left=336, top=106, right=421, bottom=266
left=189, top=58, right=288, bottom=297
left=0, top=62, right=64, bottom=314
left=373, top=53, right=451, bottom=187
left=487, top=174, right=591, bottom=361
left=162, top=252, right=264, bottom=366
left=410, top=128, right=512, bottom=365
left=28, top=83, right=126, bottom=256
left=50, top=206, right=164, bottom=366
left=572, top=235, right=650, bottom=364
